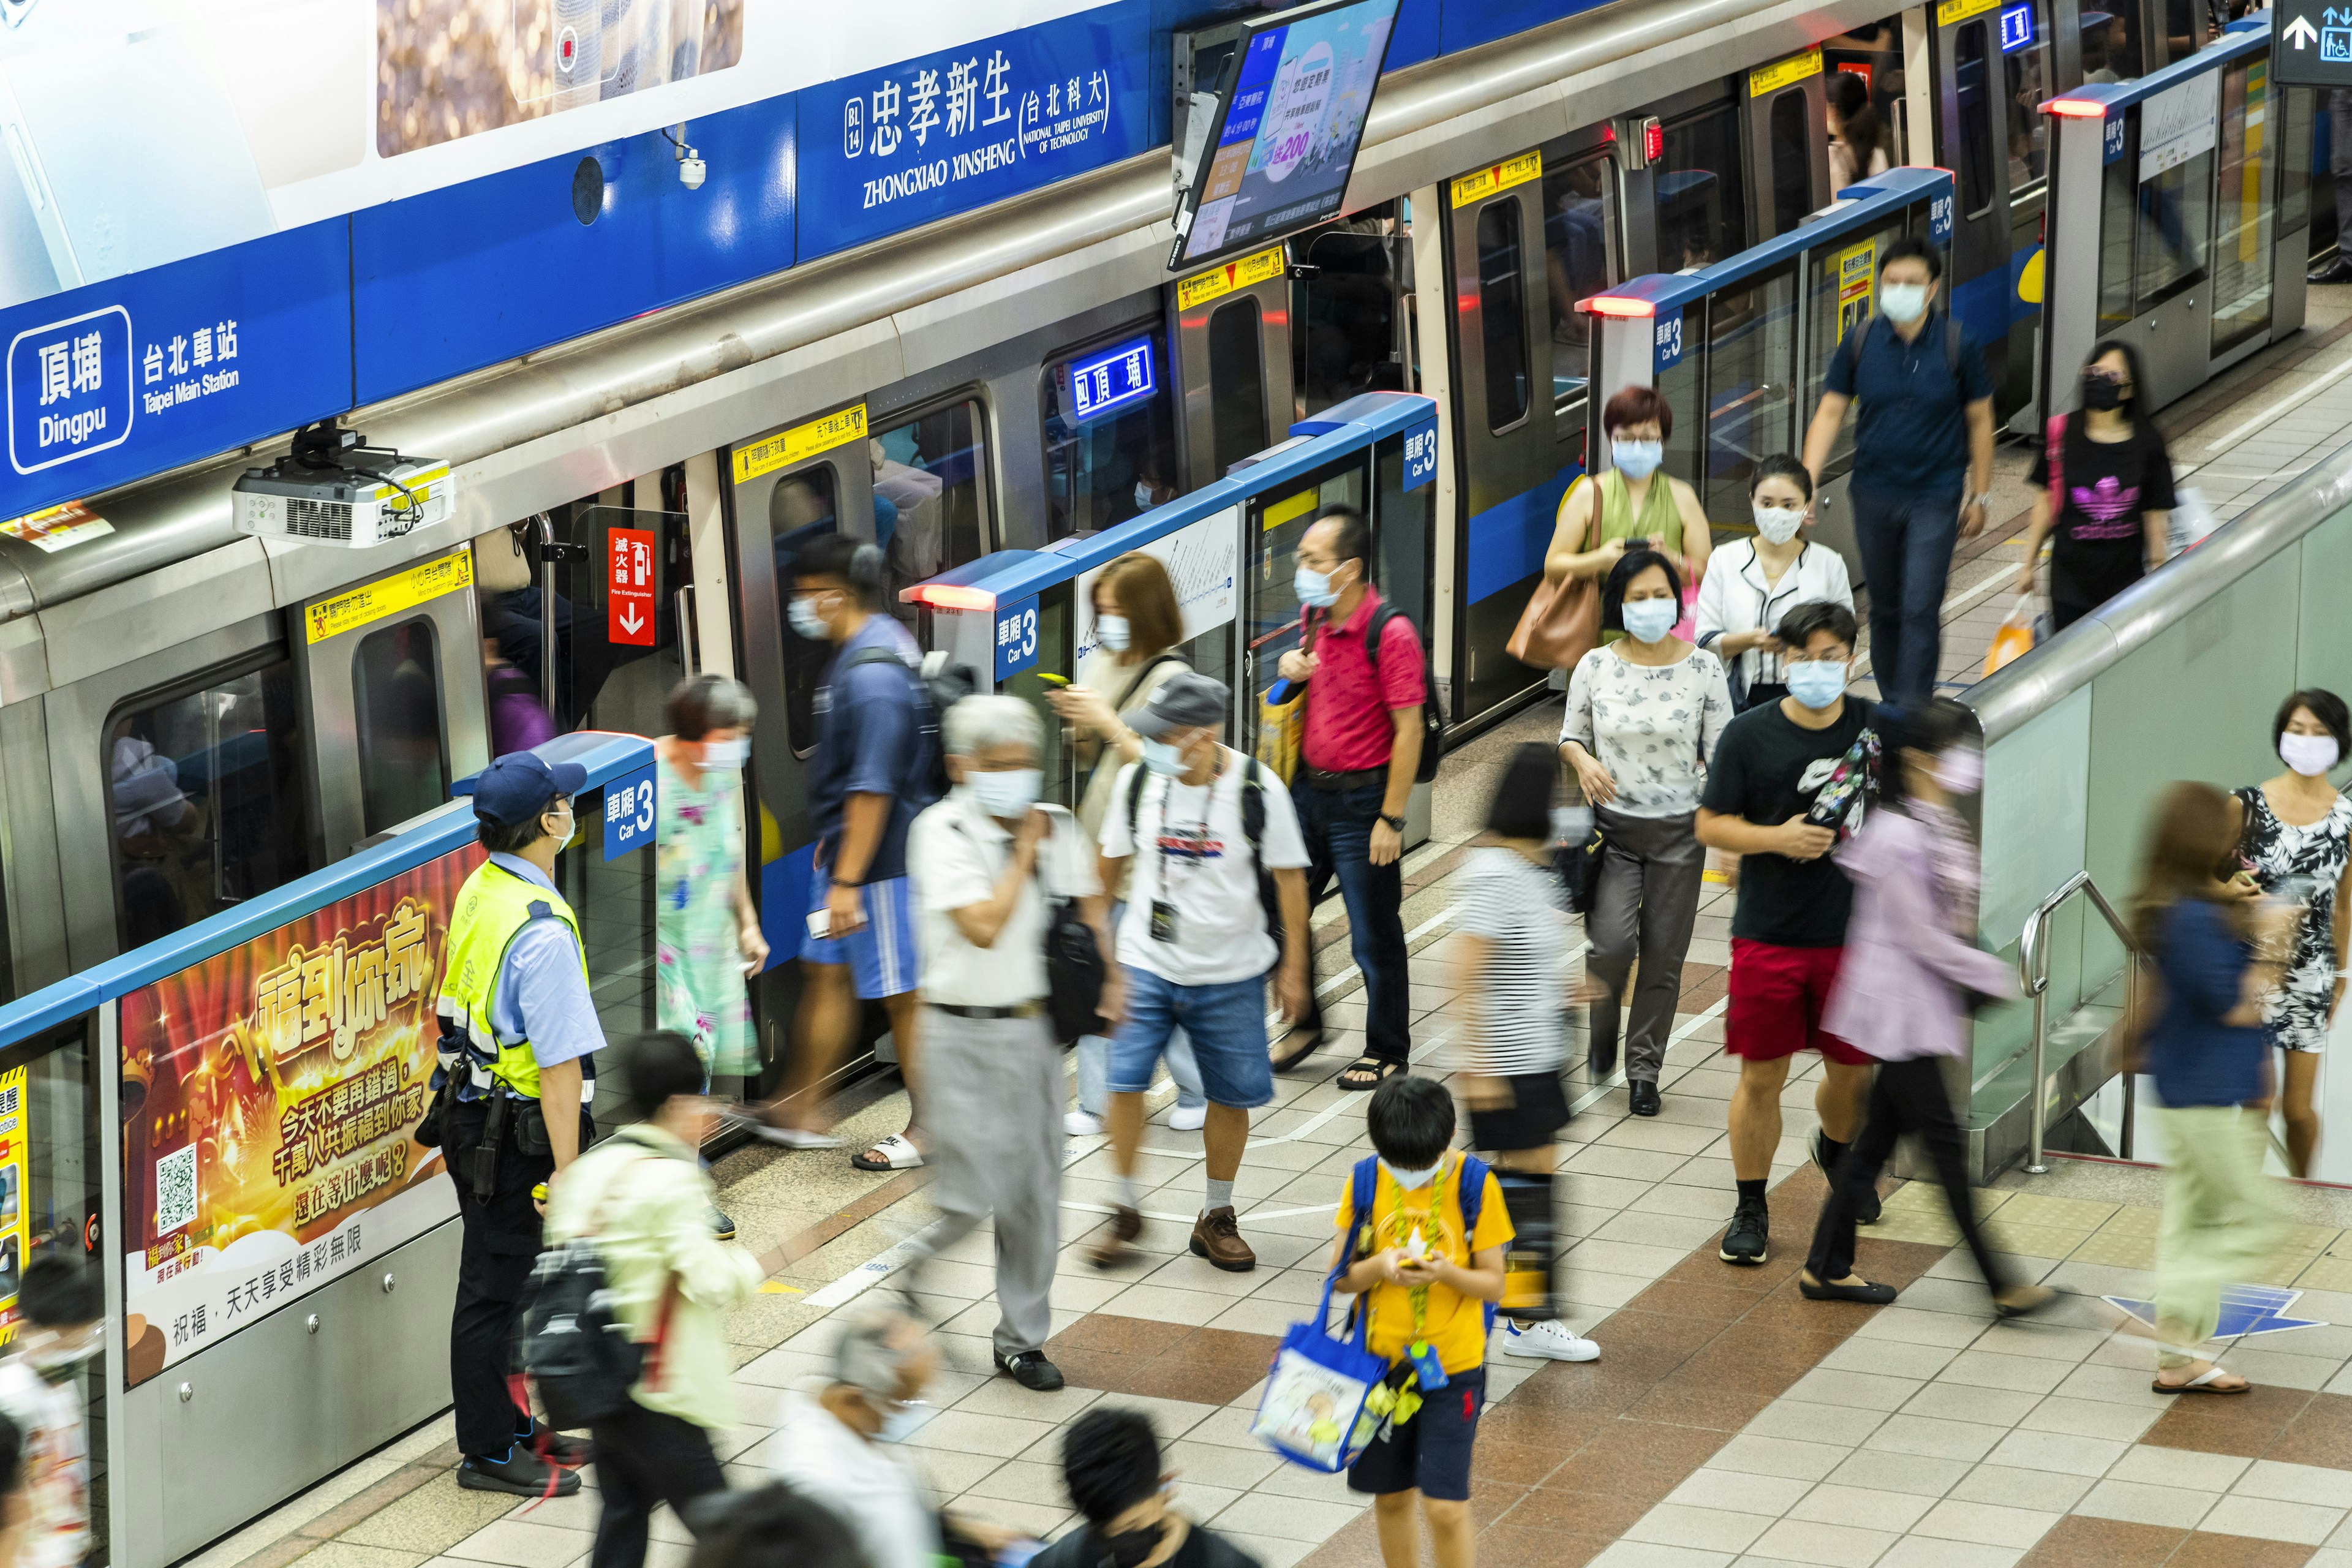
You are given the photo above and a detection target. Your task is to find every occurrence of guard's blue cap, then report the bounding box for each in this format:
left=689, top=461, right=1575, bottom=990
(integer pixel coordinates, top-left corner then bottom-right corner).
left=453, top=752, right=589, bottom=828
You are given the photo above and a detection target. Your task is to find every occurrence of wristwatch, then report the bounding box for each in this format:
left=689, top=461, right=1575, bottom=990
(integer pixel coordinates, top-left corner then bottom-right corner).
left=1967, top=492, right=1993, bottom=512
left=1379, top=813, right=1406, bottom=832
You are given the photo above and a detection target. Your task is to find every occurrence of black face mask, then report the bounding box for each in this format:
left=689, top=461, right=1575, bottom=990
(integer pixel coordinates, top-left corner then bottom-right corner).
left=2082, top=374, right=2125, bottom=411
left=1101, top=1521, right=1167, bottom=1568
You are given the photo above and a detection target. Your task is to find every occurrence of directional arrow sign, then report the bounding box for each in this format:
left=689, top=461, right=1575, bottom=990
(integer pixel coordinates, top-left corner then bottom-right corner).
left=2273, top=6, right=2352, bottom=86
left=2286, top=14, right=2320, bottom=46
left=2101, top=1283, right=2326, bottom=1339
left=607, top=524, right=656, bottom=647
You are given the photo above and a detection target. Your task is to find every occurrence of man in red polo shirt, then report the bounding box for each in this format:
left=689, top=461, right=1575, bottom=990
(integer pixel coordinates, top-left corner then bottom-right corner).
left=1275, top=505, right=1424, bottom=1091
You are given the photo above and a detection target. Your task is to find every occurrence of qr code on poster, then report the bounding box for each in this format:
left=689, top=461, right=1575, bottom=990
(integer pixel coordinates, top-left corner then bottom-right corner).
left=155, top=1144, right=197, bottom=1235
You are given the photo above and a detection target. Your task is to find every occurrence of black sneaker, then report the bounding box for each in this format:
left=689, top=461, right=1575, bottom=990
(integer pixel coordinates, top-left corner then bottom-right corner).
left=996, top=1350, right=1066, bottom=1392
left=518, top=1419, right=592, bottom=1466
left=458, top=1448, right=581, bottom=1496
left=709, top=1205, right=737, bottom=1241
left=1719, top=1197, right=1769, bottom=1266
left=1628, top=1080, right=1661, bottom=1117
left=1811, top=1130, right=1881, bottom=1226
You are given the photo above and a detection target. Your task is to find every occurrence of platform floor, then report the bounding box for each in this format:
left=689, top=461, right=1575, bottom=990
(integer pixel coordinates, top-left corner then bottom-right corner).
left=181, top=294, right=2352, bottom=1568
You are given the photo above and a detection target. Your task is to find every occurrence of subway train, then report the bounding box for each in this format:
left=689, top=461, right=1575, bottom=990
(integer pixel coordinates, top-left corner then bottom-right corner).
left=0, top=0, right=2271, bottom=1091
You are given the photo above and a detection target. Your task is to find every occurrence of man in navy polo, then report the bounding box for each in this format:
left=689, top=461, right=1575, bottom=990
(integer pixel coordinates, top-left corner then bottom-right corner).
left=1801, top=236, right=1995, bottom=704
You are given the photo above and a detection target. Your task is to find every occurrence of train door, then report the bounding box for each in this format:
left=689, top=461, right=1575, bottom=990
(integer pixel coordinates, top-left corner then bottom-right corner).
left=1925, top=0, right=2025, bottom=384
left=1446, top=150, right=1556, bottom=724
left=1292, top=203, right=1412, bottom=420
left=1744, top=48, right=1835, bottom=238
left=1171, top=247, right=1295, bottom=487
left=1994, top=0, right=2061, bottom=420
left=292, top=548, right=488, bottom=858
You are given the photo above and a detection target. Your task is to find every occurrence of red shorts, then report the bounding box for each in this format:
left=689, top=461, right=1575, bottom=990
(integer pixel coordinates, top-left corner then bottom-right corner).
left=1725, top=938, right=1872, bottom=1065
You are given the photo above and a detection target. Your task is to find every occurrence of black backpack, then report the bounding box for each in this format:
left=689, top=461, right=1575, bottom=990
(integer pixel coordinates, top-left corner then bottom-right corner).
left=1333, top=601, right=1444, bottom=784
left=1126, top=753, right=1282, bottom=934
left=512, top=1155, right=670, bottom=1433
left=842, top=644, right=975, bottom=807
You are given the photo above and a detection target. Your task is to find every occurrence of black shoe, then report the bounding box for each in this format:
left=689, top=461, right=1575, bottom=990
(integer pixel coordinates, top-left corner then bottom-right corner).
left=1811, top=1130, right=1880, bottom=1226
left=519, top=1420, right=592, bottom=1466
left=1628, top=1080, right=1660, bottom=1117
left=1719, top=1197, right=1769, bottom=1266
left=1800, top=1273, right=1898, bottom=1305
left=2309, top=255, right=2352, bottom=285
left=458, top=1448, right=581, bottom=1496
left=996, top=1351, right=1066, bottom=1392
left=709, top=1205, right=737, bottom=1241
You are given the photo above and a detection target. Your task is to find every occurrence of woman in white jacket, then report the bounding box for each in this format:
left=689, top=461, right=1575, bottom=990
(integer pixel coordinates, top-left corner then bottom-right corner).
left=1696, top=456, right=1855, bottom=711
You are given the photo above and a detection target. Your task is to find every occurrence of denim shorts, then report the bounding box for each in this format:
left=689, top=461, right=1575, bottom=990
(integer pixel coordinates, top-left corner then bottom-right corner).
left=1107, top=967, right=1273, bottom=1108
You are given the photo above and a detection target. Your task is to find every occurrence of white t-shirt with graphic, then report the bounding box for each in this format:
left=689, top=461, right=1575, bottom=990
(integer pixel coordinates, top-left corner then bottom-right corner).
left=0, top=1357, right=88, bottom=1568
left=1099, top=749, right=1311, bottom=987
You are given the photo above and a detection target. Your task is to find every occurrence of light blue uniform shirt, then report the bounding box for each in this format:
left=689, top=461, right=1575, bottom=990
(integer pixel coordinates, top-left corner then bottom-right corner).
left=484, top=851, right=603, bottom=1090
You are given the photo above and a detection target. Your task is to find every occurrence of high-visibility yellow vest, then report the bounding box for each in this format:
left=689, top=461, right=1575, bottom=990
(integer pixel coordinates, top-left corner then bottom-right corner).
left=435, top=860, right=587, bottom=1100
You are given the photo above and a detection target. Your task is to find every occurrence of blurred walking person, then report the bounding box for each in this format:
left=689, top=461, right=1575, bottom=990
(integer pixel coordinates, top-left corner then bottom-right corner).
left=1451, top=742, right=1599, bottom=1363
left=1797, top=701, right=2049, bottom=1316
left=2133, top=782, right=2296, bottom=1393
left=2231, top=690, right=2352, bottom=1178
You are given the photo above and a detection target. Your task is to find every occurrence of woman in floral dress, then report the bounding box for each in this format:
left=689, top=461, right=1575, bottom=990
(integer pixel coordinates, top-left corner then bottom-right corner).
left=656, top=676, right=770, bottom=1088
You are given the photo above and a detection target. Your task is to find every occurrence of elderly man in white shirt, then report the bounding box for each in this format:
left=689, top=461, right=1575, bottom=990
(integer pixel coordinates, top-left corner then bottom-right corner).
left=903, top=695, right=1115, bottom=1392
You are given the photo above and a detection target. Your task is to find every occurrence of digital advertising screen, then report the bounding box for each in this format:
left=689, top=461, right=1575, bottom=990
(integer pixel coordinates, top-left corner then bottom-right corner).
left=1170, top=0, right=1400, bottom=272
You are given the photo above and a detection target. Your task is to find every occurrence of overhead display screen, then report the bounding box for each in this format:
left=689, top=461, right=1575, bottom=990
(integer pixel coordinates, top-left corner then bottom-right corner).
left=1169, top=0, right=1400, bottom=272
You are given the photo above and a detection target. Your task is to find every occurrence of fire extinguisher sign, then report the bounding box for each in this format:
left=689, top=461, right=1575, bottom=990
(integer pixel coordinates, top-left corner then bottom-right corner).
left=608, top=526, right=655, bottom=646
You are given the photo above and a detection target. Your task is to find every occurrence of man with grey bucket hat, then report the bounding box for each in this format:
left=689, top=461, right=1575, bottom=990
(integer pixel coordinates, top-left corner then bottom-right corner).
left=1088, top=673, right=1311, bottom=1272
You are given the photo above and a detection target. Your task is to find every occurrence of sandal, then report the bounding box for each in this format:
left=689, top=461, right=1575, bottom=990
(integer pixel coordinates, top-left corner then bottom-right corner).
left=851, top=1133, right=925, bottom=1172
left=1336, top=1057, right=1406, bottom=1092
left=2152, top=1359, right=2250, bottom=1395
left=1270, top=1028, right=1322, bottom=1074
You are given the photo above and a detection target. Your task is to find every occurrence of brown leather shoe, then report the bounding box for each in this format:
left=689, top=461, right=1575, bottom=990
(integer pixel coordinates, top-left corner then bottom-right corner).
left=1190, top=1207, right=1256, bottom=1272
left=1088, top=1205, right=1144, bottom=1269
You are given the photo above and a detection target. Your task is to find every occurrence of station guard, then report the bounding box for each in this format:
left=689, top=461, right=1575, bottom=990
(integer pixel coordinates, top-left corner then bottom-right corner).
left=434, top=752, right=605, bottom=1496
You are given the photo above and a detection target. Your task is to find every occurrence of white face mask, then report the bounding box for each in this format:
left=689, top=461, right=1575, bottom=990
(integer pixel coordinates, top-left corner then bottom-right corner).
left=788, top=594, right=831, bottom=641
left=1879, top=281, right=1930, bottom=323
left=875, top=1399, right=927, bottom=1444
left=2281, top=733, right=2340, bottom=777
left=700, top=737, right=748, bottom=771
left=1619, top=597, right=1679, bottom=644
left=1380, top=1158, right=1444, bottom=1191
left=1141, top=738, right=1186, bottom=775
left=965, top=768, right=1042, bottom=818
left=1611, top=439, right=1664, bottom=480
left=1096, top=614, right=1131, bottom=652
left=1134, top=481, right=1155, bottom=511
left=1752, top=503, right=1805, bottom=545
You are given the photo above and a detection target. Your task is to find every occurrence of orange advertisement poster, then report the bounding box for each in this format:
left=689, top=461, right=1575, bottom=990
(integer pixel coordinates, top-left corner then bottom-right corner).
left=116, top=846, right=480, bottom=1386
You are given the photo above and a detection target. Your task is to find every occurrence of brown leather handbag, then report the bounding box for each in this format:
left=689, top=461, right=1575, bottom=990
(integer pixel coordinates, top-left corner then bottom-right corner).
left=1506, top=475, right=1602, bottom=671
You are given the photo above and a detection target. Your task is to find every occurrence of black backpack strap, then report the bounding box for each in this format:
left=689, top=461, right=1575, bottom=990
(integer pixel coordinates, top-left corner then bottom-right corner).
left=1945, top=314, right=1963, bottom=377
left=1113, top=652, right=1188, bottom=712
left=1240, top=755, right=1266, bottom=864
left=1125, top=758, right=1152, bottom=846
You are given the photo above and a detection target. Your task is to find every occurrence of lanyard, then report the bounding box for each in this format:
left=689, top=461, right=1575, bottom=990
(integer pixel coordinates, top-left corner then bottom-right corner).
left=1152, top=751, right=1225, bottom=897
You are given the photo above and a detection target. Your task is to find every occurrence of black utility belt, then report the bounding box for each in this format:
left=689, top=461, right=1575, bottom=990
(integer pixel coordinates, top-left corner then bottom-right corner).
left=931, top=1000, right=1046, bottom=1019
left=1304, top=766, right=1385, bottom=790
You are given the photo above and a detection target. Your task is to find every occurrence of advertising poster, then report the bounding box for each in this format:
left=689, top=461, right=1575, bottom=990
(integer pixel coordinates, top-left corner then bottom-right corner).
left=116, top=846, right=480, bottom=1386
left=0, top=1067, right=26, bottom=1343
left=1836, top=239, right=1875, bottom=342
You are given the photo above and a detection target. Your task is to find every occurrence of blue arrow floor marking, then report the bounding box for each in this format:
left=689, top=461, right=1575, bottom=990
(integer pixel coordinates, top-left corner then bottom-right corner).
left=2100, top=1283, right=2326, bottom=1338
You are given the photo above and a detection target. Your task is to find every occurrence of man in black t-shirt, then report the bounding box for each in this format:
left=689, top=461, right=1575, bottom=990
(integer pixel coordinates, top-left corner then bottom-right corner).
left=1697, top=601, right=1878, bottom=1268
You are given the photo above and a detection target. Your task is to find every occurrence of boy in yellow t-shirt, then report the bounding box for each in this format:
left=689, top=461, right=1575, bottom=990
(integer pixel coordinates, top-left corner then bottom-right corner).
left=1331, top=1076, right=1509, bottom=1568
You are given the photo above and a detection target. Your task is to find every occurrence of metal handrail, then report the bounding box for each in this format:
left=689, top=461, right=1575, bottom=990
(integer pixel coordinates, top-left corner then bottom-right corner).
left=2011, top=871, right=2142, bottom=1173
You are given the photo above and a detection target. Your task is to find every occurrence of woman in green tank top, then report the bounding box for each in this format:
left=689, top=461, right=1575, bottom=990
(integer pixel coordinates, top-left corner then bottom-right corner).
left=1542, top=387, right=1713, bottom=640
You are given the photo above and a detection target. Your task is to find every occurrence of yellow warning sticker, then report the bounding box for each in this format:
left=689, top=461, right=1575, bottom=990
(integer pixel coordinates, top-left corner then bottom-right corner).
left=1835, top=239, right=1876, bottom=342
left=1749, top=47, right=1823, bottom=97
left=1450, top=149, right=1544, bottom=208
left=732, top=404, right=870, bottom=485
left=1262, top=489, right=1321, bottom=533
left=1936, top=0, right=2003, bottom=25
left=304, top=548, right=475, bottom=644
left=1177, top=246, right=1286, bottom=312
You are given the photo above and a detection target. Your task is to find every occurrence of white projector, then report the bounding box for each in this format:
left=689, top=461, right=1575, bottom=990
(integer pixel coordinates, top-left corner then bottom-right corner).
left=232, top=423, right=455, bottom=547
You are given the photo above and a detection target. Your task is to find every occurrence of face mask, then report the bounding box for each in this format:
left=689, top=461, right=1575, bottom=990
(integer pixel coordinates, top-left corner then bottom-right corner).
left=1933, top=747, right=1985, bottom=796
left=1380, top=1158, right=1443, bottom=1191
left=1619, top=597, right=1679, bottom=644
left=2281, top=733, right=2341, bottom=777
left=1611, top=439, right=1664, bottom=480
left=788, top=594, right=830, bottom=641
left=700, top=737, right=748, bottom=771
left=545, top=805, right=577, bottom=842
left=1879, top=282, right=1930, bottom=324
left=1096, top=614, right=1131, bottom=653
left=1294, top=565, right=1340, bottom=609
left=1134, top=481, right=1155, bottom=511
left=1752, top=503, right=1805, bottom=545
left=1141, top=738, right=1186, bottom=776
left=2082, top=374, right=2125, bottom=412
left=875, top=1400, right=926, bottom=1444
left=1784, top=660, right=1848, bottom=710
left=1103, top=1523, right=1168, bottom=1568
left=967, top=767, right=1042, bottom=818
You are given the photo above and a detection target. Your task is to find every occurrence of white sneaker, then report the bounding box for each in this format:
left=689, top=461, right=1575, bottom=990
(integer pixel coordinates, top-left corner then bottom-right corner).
left=1169, top=1102, right=1207, bottom=1132
left=1502, top=1319, right=1599, bottom=1362
left=1065, top=1110, right=1104, bottom=1137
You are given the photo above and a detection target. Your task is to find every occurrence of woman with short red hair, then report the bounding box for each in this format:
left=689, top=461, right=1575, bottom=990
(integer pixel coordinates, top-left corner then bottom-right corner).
left=1539, top=384, right=1711, bottom=633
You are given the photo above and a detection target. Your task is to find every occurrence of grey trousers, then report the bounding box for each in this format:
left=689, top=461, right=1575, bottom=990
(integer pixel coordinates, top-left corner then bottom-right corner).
left=909, top=1005, right=1063, bottom=1358
left=1586, top=807, right=1705, bottom=1085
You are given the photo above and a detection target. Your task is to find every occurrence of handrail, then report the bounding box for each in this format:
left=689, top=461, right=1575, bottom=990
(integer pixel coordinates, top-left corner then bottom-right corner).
left=2006, top=871, right=2142, bottom=1172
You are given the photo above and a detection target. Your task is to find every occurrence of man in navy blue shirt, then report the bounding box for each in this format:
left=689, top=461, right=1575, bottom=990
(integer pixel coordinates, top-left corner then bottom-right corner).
left=745, top=535, right=937, bottom=1172
left=1802, top=236, right=1995, bottom=704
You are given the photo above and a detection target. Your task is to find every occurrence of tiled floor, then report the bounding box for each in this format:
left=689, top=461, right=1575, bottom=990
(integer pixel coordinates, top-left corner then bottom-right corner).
left=179, top=292, right=2352, bottom=1568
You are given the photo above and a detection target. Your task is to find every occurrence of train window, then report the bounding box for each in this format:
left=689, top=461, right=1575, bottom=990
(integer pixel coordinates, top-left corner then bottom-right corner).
left=1207, top=298, right=1269, bottom=475
left=1295, top=216, right=1405, bottom=418
left=1955, top=23, right=1998, bottom=218
left=1700, top=262, right=1799, bottom=527
left=2135, top=138, right=2212, bottom=312
left=2003, top=2, right=2051, bottom=191
left=1476, top=201, right=1529, bottom=431
left=105, top=658, right=312, bottom=949
left=2081, top=6, right=2141, bottom=83
left=1542, top=153, right=1616, bottom=405
left=2210, top=59, right=2274, bottom=356
left=1656, top=107, right=1747, bottom=270
left=767, top=464, right=842, bottom=758
left=1768, top=91, right=1814, bottom=234
left=2097, top=145, right=2137, bottom=330
left=1246, top=459, right=1368, bottom=718
left=1042, top=330, right=1179, bottom=541
left=873, top=401, right=992, bottom=632
left=352, top=619, right=450, bottom=835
